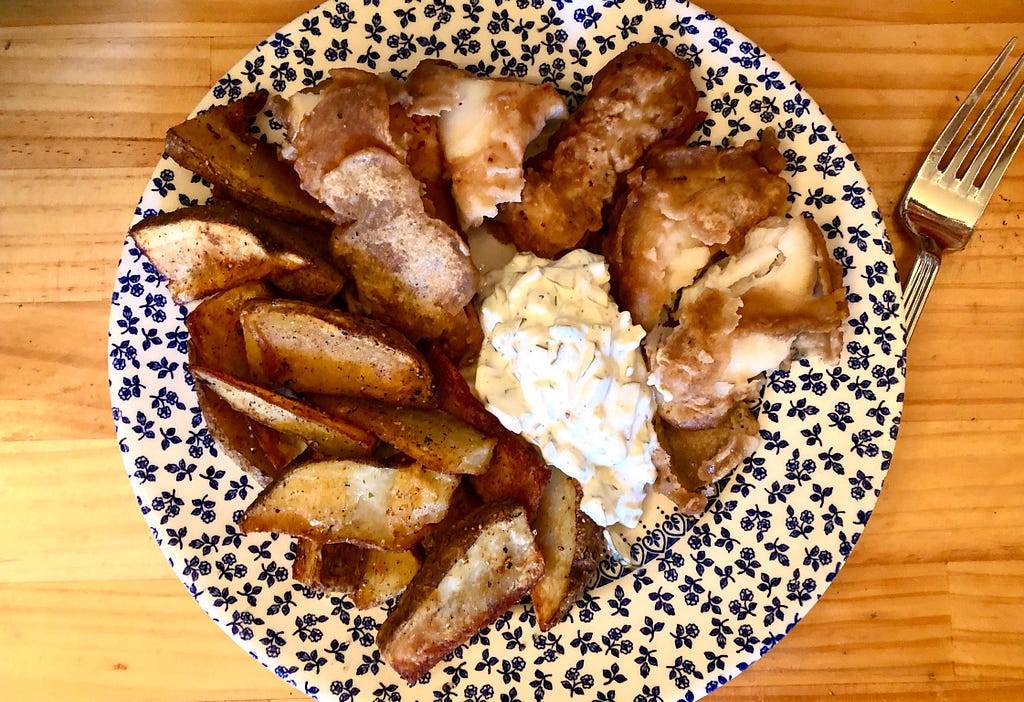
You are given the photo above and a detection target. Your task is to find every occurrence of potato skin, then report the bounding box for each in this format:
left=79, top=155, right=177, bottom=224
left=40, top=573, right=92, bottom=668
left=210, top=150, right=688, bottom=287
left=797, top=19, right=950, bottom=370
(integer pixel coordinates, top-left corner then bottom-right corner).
left=241, top=299, right=436, bottom=406
left=239, top=459, right=459, bottom=550
left=165, top=90, right=332, bottom=226
left=377, top=501, right=544, bottom=683
left=530, top=470, right=605, bottom=630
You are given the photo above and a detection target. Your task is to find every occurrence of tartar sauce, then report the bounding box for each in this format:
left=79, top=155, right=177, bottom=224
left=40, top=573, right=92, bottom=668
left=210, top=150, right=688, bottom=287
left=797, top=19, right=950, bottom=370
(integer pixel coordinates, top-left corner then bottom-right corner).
left=474, top=249, right=658, bottom=528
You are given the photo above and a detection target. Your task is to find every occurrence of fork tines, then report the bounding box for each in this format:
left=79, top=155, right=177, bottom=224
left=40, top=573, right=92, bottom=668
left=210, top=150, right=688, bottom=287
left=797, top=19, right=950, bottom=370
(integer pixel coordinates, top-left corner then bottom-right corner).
left=932, top=37, right=1024, bottom=199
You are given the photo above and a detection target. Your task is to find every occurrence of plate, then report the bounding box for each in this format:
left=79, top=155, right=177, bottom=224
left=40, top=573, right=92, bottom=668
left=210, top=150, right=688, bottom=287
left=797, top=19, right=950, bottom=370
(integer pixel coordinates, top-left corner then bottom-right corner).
left=108, top=1, right=906, bottom=699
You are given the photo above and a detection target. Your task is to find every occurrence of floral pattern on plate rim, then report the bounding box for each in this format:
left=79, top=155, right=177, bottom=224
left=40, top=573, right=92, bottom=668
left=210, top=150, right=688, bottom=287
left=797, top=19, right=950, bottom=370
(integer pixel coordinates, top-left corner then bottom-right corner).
left=108, top=1, right=907, bottom=700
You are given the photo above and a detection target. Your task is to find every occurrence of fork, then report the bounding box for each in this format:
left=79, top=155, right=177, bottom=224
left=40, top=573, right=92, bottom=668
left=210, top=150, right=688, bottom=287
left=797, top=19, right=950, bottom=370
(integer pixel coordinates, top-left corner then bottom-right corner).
left=898, top=38, right=1024, bottom=341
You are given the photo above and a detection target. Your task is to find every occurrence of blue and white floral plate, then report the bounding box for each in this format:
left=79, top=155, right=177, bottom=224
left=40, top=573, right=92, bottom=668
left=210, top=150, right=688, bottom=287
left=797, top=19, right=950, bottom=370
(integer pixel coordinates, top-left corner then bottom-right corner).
left=109, top=2, right=906, bottom=700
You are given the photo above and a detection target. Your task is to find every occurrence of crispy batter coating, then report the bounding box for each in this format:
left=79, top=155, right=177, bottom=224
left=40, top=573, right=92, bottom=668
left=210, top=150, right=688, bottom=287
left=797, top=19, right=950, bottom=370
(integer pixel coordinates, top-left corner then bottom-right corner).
left=498, top=43, right=703, bottom=257
left=651, top=405, right=760, bottom=517
left=275, top=68, right=478, bottom=341
left=405, top=60, right=567, bottom=230
left=647, top=216, right=848, bottom=430
left=605, top=132, right=791, bottom=330
left=284, top=69, right=404, bottom=213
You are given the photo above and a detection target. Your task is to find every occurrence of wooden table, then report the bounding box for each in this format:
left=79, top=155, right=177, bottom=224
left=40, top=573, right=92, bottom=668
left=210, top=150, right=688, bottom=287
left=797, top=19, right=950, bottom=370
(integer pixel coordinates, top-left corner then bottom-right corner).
left=2, top=1, right=1022, bottom=700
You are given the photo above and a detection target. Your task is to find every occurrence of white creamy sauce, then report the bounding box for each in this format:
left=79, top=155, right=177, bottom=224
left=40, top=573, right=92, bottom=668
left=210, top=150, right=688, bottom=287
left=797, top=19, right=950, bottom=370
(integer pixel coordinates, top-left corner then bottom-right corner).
left=474, top=249, right=659, bottom=528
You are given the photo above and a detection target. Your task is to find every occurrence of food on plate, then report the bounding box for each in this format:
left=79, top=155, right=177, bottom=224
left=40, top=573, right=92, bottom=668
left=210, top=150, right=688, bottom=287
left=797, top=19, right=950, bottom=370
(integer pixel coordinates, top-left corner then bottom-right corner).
left=127, top=203, right=312, bottom=304
left=498, top=42, right=704, bottom=257
left=292, top=538, right=422, bottom=608
left=646, top=215, right=848, bottom=431
left=324, top=147, right=479, bottom=341
left=404, top=59, right=567, bottom=229
left=530, top=469, right=605, bottom=631
left=652, top=404, right=761, bottom=517
left=308, top=394, right=496, bottom=475
left=272, top=68, right=479, bottom=341
left=376, top=501, right=545, bottom=683
left=474, top=249, right=659, bottom=529
left=186, top=281, right=288, bottom=484
left=426, top=343, right=552, bottom=518
left=127, top=39, right=852, bottom=684
left=239, top=458, right=460, bottom=550
left=240, top=299, right=436, bottom=406
left=190, top=366, right=376, bottom=458
left=164, top=90, right=332, bottom=226
left=274, top=69, right=403, bottom=211
left=604, top=131, right=791, bottom=330
left=291, top=538, right=364, bottom=593
left=351, top=548, right=424, bottom=610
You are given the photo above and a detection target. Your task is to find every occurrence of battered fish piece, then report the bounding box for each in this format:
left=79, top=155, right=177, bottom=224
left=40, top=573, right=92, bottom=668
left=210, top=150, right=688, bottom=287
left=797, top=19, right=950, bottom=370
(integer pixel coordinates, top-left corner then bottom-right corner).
left=405, top=60, right=567, bottom=230
left=605, top=132, right=790, bottom=330
left=647, top=215, right=847, bottom=430
left=276, top=68, right=404, bottom=216
left=499, top=43, right=703, bottom=257
left=651, top=404, right=761, bottom=517
left=274, top=68, right=479, bottom=341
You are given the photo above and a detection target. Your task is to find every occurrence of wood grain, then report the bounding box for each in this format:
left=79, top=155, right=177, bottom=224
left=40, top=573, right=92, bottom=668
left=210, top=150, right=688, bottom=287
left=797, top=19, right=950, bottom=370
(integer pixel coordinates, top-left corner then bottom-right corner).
left=1, top=1, right=1022, bottom=700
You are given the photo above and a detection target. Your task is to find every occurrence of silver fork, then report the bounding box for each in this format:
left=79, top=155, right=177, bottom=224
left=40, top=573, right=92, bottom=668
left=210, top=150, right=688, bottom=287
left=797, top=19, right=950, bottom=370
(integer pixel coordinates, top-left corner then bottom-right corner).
left=898, top=38, right=1024, bottom=341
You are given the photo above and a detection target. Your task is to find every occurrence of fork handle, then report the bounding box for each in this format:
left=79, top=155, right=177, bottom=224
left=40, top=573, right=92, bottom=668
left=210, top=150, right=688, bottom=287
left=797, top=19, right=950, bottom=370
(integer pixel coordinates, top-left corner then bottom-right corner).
left=902, top=245, right=942, bottom=341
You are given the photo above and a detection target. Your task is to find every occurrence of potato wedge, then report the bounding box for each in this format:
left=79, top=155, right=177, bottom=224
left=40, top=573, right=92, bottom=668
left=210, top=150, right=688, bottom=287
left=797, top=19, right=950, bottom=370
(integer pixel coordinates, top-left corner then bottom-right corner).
left=530, top=470, right=605, bottom=630
left=250, top=420, right=308, bottom=472
left=377, top=501, right=544, bottom=683
left=240, top=458, right=459, bottom=551
left=241, top=299, right=435, bottom=406
left=352, top=548, right=422, bottom=610
left=187, top=282, right=299, bottom=483
left=292, top=537, right=364, bottom=593
left=165, top=90, right=331, bottom=226
left=192, top=377, right=280, bottom=485
left=129, top=203, right=311, bottom=304
left=310, top=395, right=494, bottom=475
left=426, top=345, right=550, bottom=515
left=191, top=366, right=376, bottom=458
left=187, top=280, right=273, bottom=376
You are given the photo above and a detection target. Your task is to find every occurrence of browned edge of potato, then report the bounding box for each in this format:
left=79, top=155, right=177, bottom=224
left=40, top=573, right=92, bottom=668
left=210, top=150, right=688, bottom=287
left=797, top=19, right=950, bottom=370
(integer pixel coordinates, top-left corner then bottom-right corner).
left=241, top=299, right=436, bottom=406
left=530, top=469, right=606, bottom=631
left=377, top=501, right=544, bottom=683
left=239, top=458, right=459, bottom=551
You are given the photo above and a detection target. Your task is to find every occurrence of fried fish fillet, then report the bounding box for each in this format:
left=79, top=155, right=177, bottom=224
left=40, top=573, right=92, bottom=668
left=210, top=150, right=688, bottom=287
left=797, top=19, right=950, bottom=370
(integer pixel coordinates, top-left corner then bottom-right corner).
left=605, top=131, right=790, bottom=330
left=646, top=215, right=848, bottom=430
left=275, top=68, right=404, bottom=212
left=326, top=147, right=479, bottom=340
left=651, top=404, right=761, bottom=516
left=498, top=43, right=703, bottom=257
left=273, top=69, right=479, bottom=340
left=406, top=60, right=567, bottom=229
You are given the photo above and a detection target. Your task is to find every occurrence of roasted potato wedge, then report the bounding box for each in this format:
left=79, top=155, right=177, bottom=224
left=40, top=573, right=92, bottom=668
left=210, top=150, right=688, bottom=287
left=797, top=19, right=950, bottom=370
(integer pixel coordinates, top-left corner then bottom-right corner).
left=128, top=203, right=311, bottom=304
left=165, top=90, right=332, bottom=226
left=187, top=282, right=285, bottom=484
left=377, top=501, right=544, bottom=683
left=192, top=378, right=280, bottom=485
left=191, top=366, right=376, bottom=458
left=352, top=548, right=422, bottom=610
left=240, top=299, right=435, bottom=406
left=187, top=280, right=273, bottom=376
left=291, top=537, right=364, bottom=594
left=426, top=345, right=550, bottom=515
left=530, top=470, right=605, bottom=630
left=240, top=458, right=459, bottom=551
left=250, top=420, right=308, bottom=472
left=310, top=395, right=495, bottom=475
